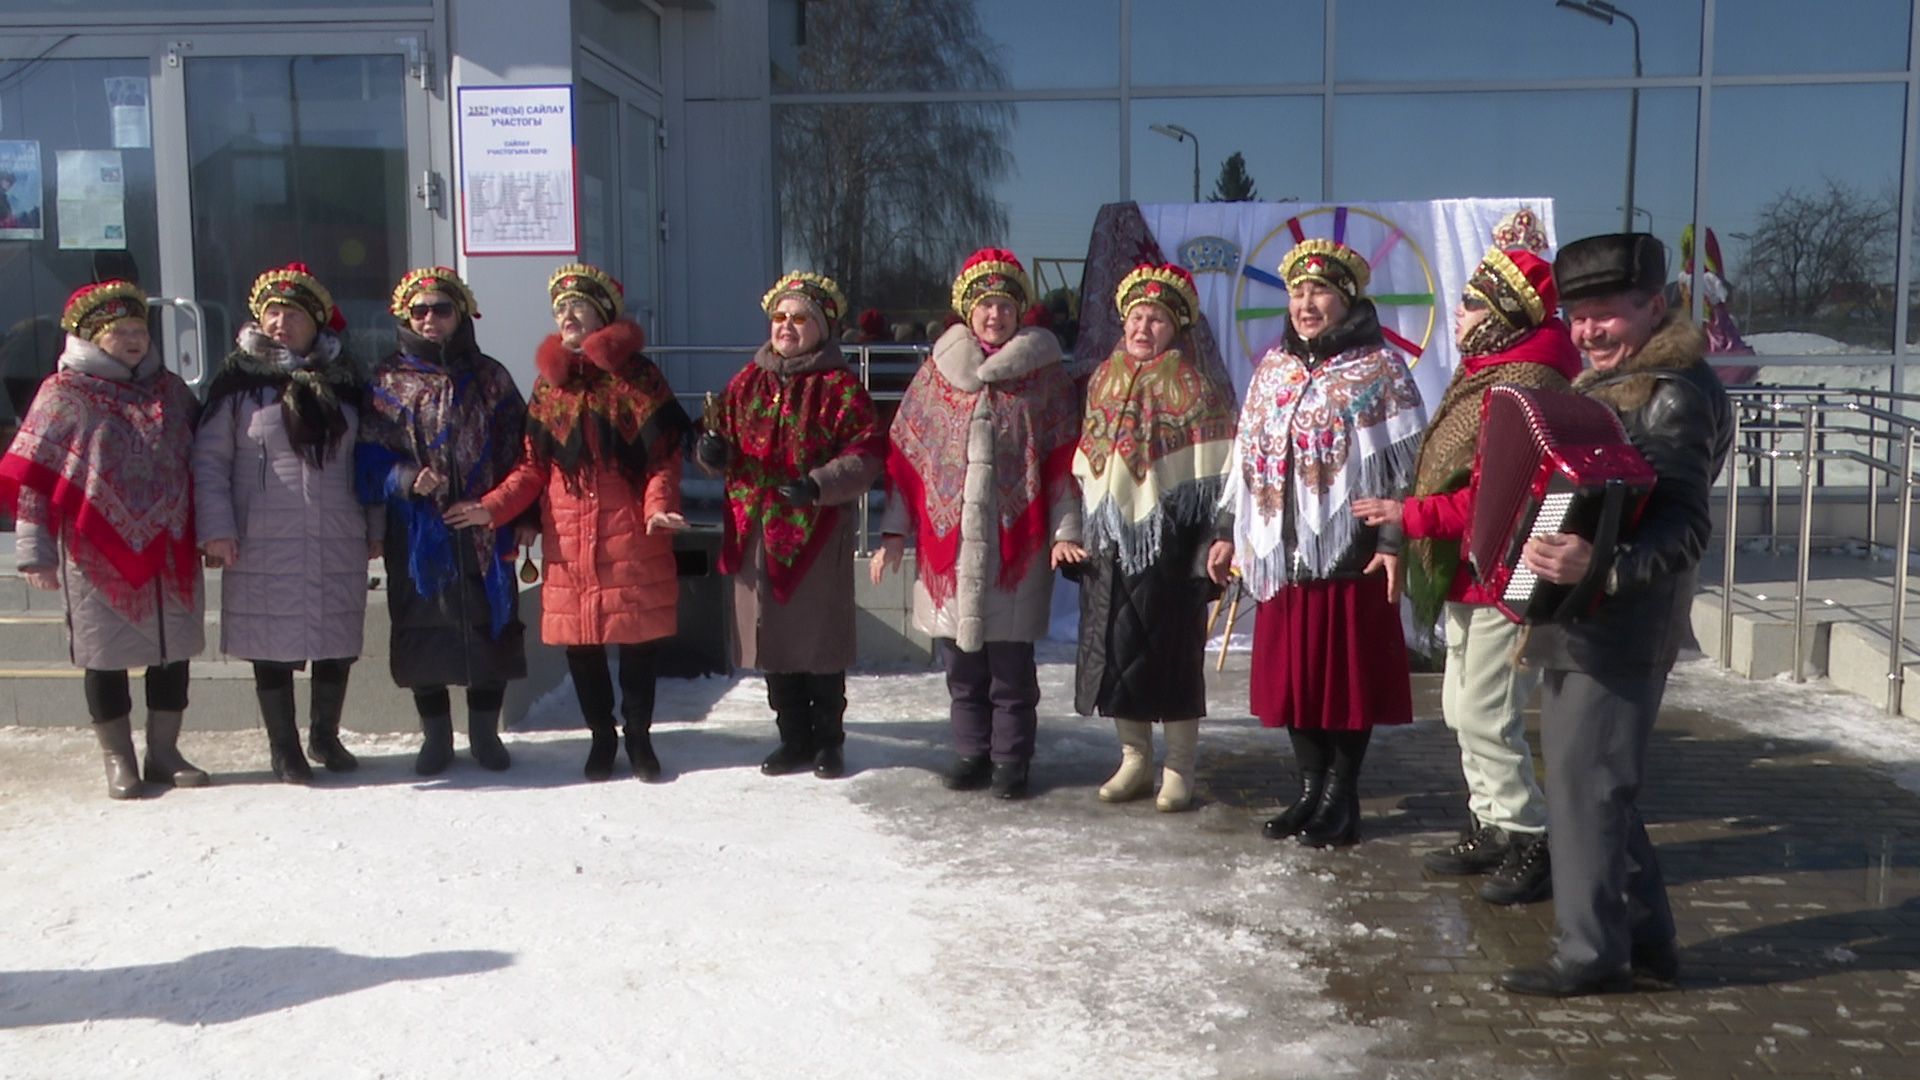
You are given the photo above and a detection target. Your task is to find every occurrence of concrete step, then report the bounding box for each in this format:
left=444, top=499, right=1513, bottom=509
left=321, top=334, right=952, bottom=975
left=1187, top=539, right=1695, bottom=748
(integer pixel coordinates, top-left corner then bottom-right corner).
left=0, top=606, right=394, bottom=664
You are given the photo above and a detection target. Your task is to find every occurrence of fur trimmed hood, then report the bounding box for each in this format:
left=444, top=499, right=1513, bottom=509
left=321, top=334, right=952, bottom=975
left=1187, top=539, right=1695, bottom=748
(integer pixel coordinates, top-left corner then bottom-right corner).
left=932, top=324, right=1062, bottom=392
left=1572, top=313, right=1709, bottom=413
left=535, top=319, right=648, bottom=386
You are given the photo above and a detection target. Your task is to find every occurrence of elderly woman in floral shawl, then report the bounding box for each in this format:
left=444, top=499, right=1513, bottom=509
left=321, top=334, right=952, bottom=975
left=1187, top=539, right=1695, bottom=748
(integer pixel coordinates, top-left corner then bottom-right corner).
left=697, top=271, right=885, bottom=781
left=357, top=266, right=529, bottom=776
left=871, top=248, right=1083, bottom=800
left=1, top=281, right=206, bottom=799
left=1071, top=263, right=1237, bottom=813
left=1206, top=239, right=1427, bottom=848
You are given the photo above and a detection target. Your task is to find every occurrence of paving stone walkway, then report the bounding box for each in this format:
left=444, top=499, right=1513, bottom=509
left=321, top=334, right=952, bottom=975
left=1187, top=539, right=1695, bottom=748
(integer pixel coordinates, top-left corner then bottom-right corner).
left=1202, top=668, right=1920, bottom=1079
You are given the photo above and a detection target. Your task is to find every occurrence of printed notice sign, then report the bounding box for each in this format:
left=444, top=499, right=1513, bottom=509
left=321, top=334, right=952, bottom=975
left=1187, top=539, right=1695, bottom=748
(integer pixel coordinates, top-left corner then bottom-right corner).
left=457, top=84, right=577, bottom=256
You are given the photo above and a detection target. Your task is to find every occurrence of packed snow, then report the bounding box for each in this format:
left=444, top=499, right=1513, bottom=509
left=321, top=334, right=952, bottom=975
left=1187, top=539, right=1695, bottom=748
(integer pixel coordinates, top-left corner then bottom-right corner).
left=0, top=654, right=1394, bottom=1080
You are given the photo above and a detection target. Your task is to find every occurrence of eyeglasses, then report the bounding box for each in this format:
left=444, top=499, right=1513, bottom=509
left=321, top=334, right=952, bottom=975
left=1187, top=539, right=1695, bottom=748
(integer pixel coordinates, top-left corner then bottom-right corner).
left=770, top=311, right=812, bottom=326
left=410, top=301, right=456, bottom=319
left=1460, top=295, right=1489, bottom=312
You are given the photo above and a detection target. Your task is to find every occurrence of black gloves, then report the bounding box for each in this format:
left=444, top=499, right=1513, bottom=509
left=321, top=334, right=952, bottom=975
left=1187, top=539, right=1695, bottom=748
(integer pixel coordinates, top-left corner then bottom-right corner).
left=776, top=477, right=821, bottom=506
left=695, top=432, right=731, bottom=470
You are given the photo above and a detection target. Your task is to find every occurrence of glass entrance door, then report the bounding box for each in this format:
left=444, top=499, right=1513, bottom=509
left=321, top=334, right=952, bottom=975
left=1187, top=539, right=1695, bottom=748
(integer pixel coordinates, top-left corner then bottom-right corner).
left=0, top=29, right=432, bottom=427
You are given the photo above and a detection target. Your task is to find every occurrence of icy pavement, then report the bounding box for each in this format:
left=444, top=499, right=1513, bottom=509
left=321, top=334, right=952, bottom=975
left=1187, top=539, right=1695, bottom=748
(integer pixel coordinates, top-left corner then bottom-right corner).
left=0, top=655, right=1400, bottom=1080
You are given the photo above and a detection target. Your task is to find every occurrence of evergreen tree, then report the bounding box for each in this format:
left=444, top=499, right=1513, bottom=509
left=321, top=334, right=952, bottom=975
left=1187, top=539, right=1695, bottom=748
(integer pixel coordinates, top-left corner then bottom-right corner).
left=1208, top=152, right=1258, bottom=203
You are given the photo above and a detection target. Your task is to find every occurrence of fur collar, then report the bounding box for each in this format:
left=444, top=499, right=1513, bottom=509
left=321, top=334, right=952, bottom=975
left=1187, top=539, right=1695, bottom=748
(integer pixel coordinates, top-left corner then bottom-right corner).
left=535, top=319, right=649, bottom=385
left=237, top=323, right=343, bottom=370
left=932, top=324, right=1062, bottom=391
left=59, top=334, right=159, bottom=383
left=1572, top=313, right=1709, bottom=412
left=752, top=338, right=847, bottom=377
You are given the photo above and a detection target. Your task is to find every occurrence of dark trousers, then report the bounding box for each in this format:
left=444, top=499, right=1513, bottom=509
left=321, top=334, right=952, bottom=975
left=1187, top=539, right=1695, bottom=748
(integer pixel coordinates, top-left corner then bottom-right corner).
left=765, top=670, right=848, bottom=751
left=83, top=661, right=190, bottom=721
left=566, top=643, right=658, bottom=732
left=938, top=639, right=1040, bottom=764
left=1540, top=666, right=1677, bottom=972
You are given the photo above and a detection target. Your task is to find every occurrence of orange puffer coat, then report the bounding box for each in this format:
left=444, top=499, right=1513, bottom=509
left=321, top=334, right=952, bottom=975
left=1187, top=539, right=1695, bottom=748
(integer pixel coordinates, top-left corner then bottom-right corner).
left=481, top=326, right=683, bottom=647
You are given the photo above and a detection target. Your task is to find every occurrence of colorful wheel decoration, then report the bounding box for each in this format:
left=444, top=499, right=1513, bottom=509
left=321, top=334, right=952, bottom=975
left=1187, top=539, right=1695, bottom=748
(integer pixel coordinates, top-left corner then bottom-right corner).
left=1233, top=205, right=1438, bottom=367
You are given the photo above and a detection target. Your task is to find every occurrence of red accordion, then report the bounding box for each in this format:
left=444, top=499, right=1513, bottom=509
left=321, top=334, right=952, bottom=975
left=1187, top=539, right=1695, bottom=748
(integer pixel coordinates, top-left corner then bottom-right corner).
left=1465, top=385, right=1657, bottom=624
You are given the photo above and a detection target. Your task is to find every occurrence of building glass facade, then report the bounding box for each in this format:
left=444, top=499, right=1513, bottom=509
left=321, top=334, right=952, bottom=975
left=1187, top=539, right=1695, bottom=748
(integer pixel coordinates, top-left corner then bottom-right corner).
left=767, top=0, right=1920, bottom=388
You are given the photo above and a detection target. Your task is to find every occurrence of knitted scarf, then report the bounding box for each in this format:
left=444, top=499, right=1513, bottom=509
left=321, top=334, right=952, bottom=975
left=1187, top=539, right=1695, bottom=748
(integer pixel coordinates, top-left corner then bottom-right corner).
left=713, top=340, right=884, bottom=604
left=356, top=319, right=525, bottom=637
left=1073, top=344, right=1238, bottom=575
left=0, top=338, right=199, bottom=620
left=1222, top=301, right=1425, bottom=602
left=885, top=325, right=1079, bottom=604
left=1404, top=322, right=1582, bottom=624
left=527, top=320, right=690, bottom=492
left=201, top=324, right=362, bottom=469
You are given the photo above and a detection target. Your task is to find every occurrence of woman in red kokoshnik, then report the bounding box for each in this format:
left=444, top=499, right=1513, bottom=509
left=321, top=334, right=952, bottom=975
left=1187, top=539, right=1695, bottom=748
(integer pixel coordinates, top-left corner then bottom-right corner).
left=697, top=271, right=885, bottom=780
left=448, top=263, right=692, bottom=783
left=1, top=281, right=208, bottom=799
left=870, top=248, right=1084, bottom=800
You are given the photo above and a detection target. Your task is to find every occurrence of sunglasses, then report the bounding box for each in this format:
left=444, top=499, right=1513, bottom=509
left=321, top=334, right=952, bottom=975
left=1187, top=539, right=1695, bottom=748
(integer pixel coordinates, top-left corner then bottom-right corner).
left=770, top=311, right=812, bottom=326
left=410, top=301, right=456, bottom=319
left=1460, top=295, right=1489, bottom=312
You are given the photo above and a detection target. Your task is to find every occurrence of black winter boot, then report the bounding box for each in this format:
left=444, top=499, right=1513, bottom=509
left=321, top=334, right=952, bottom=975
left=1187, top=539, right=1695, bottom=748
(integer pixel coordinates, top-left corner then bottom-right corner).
left=943, top=755, right=993, bottom=791
left=584, top=718, right=618, bottom=782
left=989, top=759, right=1030, bottom=800
left=1423, top=821, right=1513, bottom=876
left=414, top=712, right=455, bottom=776
left=809, top=672, right=848, bottom=780
left=467, top=707, right=511, bottom=771
left=1263, top=770, right=1327, bottom=839
left=1479, top=832, right=1552, bottom=905
left=625, top=727, right=662, bottom=782
left=259, top=683, right=313, bottom=784
left=306, top=667, right=359, bottom=773
left=760, top=673, right=815, bottom=775
left=1297, top=772, right=1360, bottom=848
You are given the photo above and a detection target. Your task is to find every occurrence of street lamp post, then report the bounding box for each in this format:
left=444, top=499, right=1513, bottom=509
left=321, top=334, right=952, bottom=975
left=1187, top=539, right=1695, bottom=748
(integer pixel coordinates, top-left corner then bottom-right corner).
left=1559, top=0, right=1643, bottom=234
left=1149, top=122, right=1201, bottom=202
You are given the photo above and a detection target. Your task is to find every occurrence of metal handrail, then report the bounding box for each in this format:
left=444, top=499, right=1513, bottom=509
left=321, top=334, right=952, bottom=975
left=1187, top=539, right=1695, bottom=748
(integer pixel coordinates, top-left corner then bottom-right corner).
left=651, top=342, right=930, bottom=556
left=1717, top=385, right=1920, bottom=714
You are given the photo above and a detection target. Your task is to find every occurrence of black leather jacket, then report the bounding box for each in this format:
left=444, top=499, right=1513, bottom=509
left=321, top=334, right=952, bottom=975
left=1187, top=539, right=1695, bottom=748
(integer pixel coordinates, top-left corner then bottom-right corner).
left=1524, top=316, right=1734, bottom=673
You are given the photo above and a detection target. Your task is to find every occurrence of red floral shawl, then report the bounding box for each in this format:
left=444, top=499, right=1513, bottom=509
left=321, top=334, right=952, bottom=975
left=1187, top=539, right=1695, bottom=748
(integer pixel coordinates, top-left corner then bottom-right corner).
left=713, top=341, right=884, bottom=604
left=527, top=321, right=690, bottom=489
left=0, top=343, right=200, bottom=618
left=885, top=325, right=1079, bottom=603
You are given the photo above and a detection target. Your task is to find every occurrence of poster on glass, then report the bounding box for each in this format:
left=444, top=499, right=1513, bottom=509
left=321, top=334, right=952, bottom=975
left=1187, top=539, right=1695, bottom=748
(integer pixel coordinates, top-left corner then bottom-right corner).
left=0, top=141, right=44, bottom=241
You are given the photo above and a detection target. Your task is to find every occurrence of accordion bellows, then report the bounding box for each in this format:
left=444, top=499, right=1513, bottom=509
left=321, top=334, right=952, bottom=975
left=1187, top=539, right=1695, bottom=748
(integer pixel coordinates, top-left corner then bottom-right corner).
left=1466, top=385, right=1657, bottom=624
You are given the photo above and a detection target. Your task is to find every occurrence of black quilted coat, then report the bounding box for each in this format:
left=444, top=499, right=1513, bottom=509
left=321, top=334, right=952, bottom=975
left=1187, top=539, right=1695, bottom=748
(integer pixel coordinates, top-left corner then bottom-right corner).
left=1072, top=514, right=1218, bottom=721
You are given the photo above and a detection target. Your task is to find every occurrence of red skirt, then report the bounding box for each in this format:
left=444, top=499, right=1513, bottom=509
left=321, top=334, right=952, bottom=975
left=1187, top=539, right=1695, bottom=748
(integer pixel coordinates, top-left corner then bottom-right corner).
left=1249, top=577, right=1412, bottom=731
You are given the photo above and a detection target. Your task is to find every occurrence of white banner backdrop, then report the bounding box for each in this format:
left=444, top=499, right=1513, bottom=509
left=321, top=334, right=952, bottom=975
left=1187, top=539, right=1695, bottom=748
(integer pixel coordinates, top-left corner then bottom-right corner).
left=1137, top=197, right=1557, bottom=408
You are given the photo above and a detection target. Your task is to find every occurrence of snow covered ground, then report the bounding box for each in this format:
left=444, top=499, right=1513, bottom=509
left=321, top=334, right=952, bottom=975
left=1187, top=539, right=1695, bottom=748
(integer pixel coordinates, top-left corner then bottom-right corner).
left=0, top=654, right=1388, bottom=1080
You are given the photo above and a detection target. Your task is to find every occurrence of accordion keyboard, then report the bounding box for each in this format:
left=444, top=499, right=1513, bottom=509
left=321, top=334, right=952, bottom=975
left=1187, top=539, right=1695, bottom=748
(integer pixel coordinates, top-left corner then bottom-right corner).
left=1500, top=491, right=1577, bottom=605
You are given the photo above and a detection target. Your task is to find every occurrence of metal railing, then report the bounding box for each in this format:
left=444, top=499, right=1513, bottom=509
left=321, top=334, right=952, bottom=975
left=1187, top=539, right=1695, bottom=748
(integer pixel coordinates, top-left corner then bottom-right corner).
left=1718, top=385, right=1920, bottom=714
left=647, top=342, right=928, bottom=557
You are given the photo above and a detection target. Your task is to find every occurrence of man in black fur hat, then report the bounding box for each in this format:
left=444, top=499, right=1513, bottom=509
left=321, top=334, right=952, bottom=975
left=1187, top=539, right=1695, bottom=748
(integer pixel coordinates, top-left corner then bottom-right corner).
left=1497, top=233, right=1733, bottom=998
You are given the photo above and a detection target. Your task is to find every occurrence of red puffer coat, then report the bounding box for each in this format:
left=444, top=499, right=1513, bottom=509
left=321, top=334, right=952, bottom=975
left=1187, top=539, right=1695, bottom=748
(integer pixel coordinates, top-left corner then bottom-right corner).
left=481, top=325, right=682, bottom=646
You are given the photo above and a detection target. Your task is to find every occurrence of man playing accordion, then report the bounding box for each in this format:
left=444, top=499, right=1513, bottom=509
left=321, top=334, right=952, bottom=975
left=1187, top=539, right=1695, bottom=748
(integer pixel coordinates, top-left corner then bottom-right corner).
left=1496, top=233, right=1734, bottom=997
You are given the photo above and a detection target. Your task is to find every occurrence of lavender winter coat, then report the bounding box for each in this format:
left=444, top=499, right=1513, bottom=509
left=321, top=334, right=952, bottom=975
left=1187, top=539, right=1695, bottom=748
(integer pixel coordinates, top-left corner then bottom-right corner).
left=191, top=327, right=380, bottom=663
